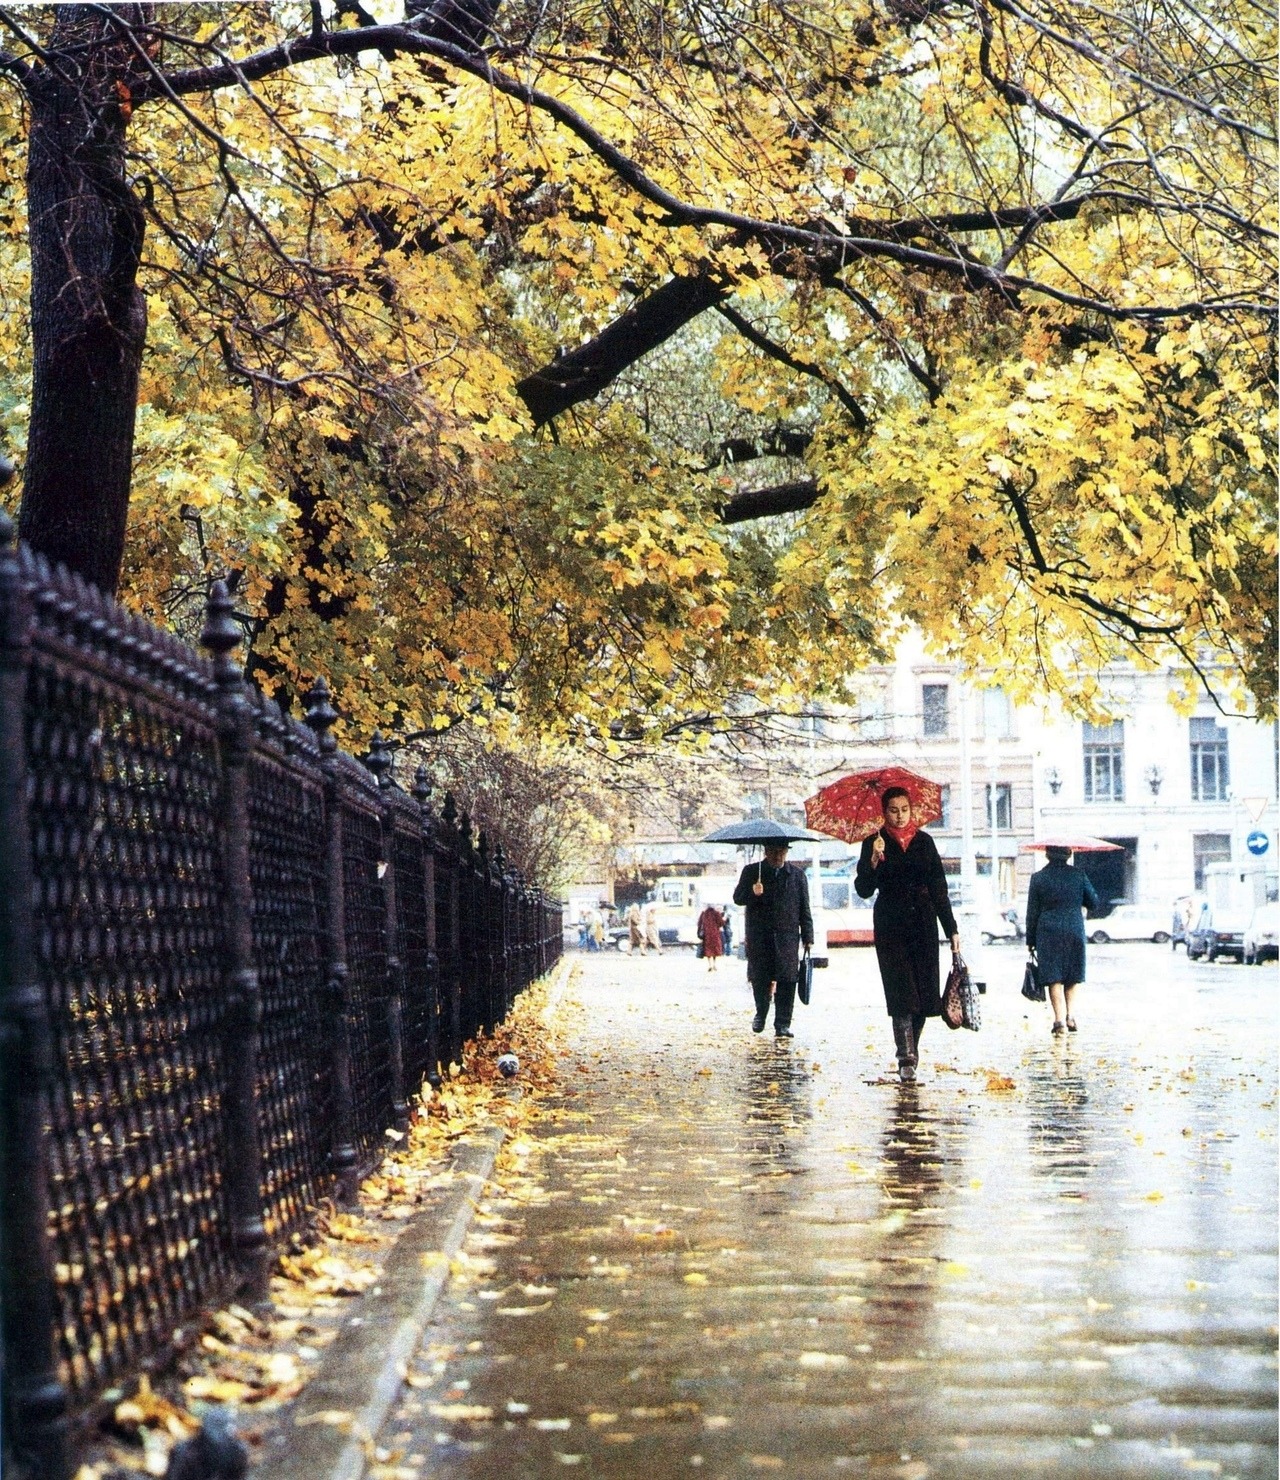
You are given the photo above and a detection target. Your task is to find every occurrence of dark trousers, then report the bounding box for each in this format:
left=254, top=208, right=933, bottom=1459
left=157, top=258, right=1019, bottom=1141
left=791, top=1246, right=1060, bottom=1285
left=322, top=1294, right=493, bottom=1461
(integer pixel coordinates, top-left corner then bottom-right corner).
left=753, top=975, right=797, bottom=1030
left=892, top=1012, right=928, bottom=1065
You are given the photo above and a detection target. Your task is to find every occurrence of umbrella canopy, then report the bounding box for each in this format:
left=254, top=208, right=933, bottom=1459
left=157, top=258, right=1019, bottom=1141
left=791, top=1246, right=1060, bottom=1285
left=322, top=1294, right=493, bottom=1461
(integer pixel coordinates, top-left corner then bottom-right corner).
left=804, top=766, right=944, bottom=844
left=702, top=817, right=832, bottom=847
left=1020, top=835, right=1123, bottom=852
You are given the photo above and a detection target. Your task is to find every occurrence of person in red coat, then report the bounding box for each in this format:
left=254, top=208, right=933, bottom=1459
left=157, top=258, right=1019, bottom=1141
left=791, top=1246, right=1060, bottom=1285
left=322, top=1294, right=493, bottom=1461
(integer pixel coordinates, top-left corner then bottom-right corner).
left=855, top=786, right=961, bottom=1082
left=697, top=904, right=726, bottom=971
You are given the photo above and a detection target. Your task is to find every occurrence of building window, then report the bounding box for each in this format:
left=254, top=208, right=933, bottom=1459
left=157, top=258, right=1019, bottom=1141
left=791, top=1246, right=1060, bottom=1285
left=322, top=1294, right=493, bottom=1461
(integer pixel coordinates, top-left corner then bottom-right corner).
left=1083, top=720, right=1124, bottom=802
left=985, top=782, right=1013, bottom=830
left=1189, top=717, right=1229, bottom=801
left=982, top=687, right=1013, bottom=740
left=938, top=783, right=952, bottom=830
left=922, top=684, right=949, bottom=738
left=1192, top=833, right=1232, bottom=890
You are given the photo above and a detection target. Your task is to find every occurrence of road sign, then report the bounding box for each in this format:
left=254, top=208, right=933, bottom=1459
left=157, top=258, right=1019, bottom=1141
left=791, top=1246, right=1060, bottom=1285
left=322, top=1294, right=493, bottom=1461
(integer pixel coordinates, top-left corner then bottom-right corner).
left=1241, top=796, right=1270, bottom=823
left=1246, top=829, right=1269, bottom=856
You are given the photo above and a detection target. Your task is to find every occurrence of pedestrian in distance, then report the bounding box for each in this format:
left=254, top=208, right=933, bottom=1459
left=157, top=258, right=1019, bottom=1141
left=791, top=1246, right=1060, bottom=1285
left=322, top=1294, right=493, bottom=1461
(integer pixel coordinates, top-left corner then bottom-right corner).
left=1025, top=845, right=1099, bottom=1034
left=627, top=901, right=644, bottom=954
left=854, top=786, right=961, bottom=1082
left=733, top=842, right=813, bottom=1038
left=697, top=903, right=727, bottom=972
left=643, top=902, right=662, bottom=955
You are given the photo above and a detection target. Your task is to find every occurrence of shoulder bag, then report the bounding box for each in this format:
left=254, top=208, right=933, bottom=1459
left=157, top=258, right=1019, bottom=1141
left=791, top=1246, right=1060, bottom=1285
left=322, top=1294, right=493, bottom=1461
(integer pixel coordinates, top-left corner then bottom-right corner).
left=942, top=954, right=981, bottom=1031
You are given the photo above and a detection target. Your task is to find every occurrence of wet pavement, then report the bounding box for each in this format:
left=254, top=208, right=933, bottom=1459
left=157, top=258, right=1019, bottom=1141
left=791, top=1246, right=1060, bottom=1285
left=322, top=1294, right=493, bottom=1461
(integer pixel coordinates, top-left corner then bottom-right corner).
left=374, top=945, right=1278, bottom=1479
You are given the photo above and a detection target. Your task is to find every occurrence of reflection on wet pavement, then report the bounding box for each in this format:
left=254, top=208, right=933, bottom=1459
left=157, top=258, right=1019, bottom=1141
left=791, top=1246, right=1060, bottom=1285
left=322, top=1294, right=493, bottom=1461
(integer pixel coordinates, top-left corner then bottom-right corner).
left=375, top=947, right=1278, bottom=1479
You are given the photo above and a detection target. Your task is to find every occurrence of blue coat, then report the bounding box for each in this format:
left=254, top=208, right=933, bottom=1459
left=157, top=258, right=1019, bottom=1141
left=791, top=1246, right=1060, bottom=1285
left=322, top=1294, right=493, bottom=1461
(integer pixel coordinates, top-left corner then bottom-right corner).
left=1026, top=861, right=1099, bottom=986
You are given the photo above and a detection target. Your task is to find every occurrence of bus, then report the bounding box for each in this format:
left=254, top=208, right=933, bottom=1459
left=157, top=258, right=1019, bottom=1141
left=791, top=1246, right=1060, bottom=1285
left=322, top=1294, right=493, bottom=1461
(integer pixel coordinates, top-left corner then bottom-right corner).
left=816, top=869, right=875, bottom=946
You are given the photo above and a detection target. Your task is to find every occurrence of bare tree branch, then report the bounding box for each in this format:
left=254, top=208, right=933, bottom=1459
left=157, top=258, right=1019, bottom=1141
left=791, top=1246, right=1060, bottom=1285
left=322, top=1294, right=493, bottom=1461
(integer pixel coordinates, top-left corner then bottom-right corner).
left=148, top=23, right=1276, bottom=324
left=704, top=425, right=813, bottom=468
left=517, top=273, right=727, bottom=424
left=716, top=303, right=867, bottom=429
left=984, top=0, right=1277, bottom=145
left=721, top=478, right=820, bottom=524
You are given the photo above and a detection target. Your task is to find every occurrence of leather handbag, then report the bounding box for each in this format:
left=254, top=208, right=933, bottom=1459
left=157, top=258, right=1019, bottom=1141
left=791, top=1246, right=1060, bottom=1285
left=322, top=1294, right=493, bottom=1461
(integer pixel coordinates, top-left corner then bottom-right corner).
left=1021, top=952, right=1045, bottom=1003
left=942, top=955, right=980, bottom=1031
left=797, top=950, right=813, bottom=1006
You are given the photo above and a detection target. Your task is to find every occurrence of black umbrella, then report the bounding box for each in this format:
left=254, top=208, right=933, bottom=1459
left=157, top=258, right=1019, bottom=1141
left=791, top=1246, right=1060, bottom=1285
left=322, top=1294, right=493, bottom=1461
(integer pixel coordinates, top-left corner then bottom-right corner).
left=702, top=817, right=832, bottom=846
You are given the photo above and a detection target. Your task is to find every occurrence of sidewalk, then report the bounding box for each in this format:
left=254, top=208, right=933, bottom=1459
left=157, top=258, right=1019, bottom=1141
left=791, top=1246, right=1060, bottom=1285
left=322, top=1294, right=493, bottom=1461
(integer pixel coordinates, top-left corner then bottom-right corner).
left=290, top=946, right=1277, bottom=1479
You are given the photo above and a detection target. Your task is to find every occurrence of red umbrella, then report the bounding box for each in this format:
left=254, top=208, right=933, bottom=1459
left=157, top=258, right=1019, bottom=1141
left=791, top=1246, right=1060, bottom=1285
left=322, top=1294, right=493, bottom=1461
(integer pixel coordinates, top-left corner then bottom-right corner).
left=1020, top=835, right=1123, bottom=852
left=805, top=767, right=944, bottom=844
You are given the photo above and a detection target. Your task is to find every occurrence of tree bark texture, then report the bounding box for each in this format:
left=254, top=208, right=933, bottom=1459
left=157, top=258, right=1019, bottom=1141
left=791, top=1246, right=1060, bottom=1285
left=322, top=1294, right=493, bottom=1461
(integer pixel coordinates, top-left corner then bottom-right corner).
left=720, top=477, right=820, bottom=524
left=516, top=273, right=727, bottom=424
left=18, top=7, right=150, bottom=596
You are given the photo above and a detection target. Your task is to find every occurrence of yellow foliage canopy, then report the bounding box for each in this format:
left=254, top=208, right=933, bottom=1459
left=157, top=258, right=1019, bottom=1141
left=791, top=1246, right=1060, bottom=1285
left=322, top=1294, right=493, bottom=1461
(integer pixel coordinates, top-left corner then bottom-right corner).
left=0, top=0, right=1272, bottom=737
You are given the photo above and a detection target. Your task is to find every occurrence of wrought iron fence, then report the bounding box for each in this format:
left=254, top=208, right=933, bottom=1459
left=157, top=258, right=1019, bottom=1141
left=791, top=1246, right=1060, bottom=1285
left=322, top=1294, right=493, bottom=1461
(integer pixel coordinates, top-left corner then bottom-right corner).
left=0, top=515, right=563, bottom=1478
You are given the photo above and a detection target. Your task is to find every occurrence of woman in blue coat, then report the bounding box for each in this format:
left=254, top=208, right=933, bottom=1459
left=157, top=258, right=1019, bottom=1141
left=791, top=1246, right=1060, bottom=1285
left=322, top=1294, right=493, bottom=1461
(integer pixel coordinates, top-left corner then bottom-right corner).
left=1025, top=846, right=1099, bottom=1034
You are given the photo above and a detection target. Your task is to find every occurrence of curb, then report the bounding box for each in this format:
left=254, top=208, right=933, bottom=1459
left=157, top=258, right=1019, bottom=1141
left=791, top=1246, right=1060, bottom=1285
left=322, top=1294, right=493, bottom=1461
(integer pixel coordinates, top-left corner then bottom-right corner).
left=253, top=958, right=571, bottom=1480
left=253, top=1122, right=508, bottom=1480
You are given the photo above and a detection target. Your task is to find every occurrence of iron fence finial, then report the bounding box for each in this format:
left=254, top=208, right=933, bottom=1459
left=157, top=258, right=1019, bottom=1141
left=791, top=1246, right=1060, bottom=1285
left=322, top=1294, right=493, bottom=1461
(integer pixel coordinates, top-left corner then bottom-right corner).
left=303, top=677, right=338, bottom=754
left=412, top=765, right=431, bottom=809
left=200, top=580, right=240, bottom=669
left=366, top=731, right=393, bottom=789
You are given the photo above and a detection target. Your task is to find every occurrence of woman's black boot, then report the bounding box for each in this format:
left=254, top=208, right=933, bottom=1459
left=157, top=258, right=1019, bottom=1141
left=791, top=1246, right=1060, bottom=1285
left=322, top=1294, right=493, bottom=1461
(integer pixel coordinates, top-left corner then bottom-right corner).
left=892, top=1016, right=917, bottom=1082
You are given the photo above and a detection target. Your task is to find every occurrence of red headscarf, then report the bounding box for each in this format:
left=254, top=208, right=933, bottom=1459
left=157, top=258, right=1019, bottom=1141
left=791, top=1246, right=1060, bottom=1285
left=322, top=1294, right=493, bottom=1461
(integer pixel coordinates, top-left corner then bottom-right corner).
left=884, top=820, right=918, bottom=850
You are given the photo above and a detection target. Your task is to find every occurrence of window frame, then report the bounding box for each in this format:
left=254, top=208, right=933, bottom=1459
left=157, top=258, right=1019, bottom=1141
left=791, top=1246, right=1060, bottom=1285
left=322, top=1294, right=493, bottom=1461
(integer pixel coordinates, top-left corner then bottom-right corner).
left=984, top=781, right=1013, bottom=830
left=922, top=683, right=950, bottom=739
left=1083, top=720, right=1125, bottom=803
left=1189, top=716, right=1230, bottom=802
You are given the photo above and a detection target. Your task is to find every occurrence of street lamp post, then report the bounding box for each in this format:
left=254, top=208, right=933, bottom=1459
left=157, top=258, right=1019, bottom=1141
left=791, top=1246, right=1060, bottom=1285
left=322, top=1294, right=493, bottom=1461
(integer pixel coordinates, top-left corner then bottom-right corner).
left=958, top=683, right=977, bottom=910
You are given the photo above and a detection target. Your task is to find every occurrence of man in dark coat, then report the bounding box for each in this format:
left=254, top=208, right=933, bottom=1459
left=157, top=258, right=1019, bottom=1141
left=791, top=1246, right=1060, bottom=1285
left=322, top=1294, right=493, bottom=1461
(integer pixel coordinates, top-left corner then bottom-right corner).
left=732, top=841, right=814, bottom=1038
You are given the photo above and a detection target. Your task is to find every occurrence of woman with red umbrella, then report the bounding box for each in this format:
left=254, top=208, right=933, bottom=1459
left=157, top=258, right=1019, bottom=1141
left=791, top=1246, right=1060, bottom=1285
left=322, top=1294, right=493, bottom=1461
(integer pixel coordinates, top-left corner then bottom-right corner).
left=854, top=786, right=961, bottom=1082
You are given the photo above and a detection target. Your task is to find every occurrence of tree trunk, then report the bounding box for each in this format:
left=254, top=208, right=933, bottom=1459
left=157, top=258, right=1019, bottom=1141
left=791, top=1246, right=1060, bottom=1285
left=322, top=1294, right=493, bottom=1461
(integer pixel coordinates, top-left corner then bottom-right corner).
left=18, top=7, right=150, bottom=596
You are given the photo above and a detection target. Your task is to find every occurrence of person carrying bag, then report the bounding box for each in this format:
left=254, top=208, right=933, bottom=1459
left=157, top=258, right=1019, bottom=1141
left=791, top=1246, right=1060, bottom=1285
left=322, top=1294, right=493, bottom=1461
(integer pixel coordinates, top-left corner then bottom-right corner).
left=1021, top=947, right=1045, bottom=1003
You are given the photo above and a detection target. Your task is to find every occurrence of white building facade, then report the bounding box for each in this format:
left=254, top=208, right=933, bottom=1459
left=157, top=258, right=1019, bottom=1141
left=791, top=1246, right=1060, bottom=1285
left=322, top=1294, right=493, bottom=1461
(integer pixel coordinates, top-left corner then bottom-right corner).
left=824, top=631, right=1278, bottom=914
left=1025, top=674, right=1278, bottom=911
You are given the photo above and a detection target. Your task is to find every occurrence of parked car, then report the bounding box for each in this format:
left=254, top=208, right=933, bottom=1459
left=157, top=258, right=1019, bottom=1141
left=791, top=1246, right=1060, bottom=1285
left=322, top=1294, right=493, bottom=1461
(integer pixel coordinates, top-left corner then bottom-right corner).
left=1186, top=902, right=1249, bottom=962
left=980, top=906, right=1024, bottom=945
left=1243, top=902, right=1279, bottom=965
left=1087, top=904, right=1172, bottom=944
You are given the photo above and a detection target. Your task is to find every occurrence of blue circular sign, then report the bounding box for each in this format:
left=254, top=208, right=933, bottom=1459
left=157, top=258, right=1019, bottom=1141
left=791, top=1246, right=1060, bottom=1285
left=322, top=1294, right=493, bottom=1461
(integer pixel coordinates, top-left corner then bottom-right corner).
left=1246, top=829, right=1269, bottom=856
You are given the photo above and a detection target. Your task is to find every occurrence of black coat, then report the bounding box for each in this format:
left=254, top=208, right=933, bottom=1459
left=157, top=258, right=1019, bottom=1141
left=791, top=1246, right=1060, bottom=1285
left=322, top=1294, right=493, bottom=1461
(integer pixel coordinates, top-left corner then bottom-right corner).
left=1025, top=861, right=1098, bottom=986
left=732, top=860, right=814, bottom=987
left=854, top=828, right=958, bottom=1017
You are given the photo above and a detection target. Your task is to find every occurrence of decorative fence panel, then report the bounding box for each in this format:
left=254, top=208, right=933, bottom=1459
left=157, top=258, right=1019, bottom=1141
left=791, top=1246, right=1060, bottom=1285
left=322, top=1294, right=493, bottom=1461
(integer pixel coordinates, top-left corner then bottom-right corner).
left=0, top=518, right=563, bottom=1479
left=25, top=573, right=232, bottom=1405
left=246, top=723, right=330, bottom=1241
